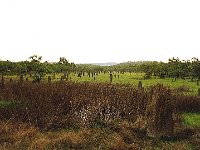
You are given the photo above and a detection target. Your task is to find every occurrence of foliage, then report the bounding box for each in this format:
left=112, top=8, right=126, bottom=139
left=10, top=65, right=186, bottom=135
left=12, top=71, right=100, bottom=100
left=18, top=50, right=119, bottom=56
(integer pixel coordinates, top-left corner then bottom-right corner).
left=28, top=55, right=47, bottom=83
left=1, top=55, right=200, bottom=149
left=0, top=60, right=15, bottom=75
left=191, top=57, right=200, bottom=80
left=0, top=55, right=75, bottom=76
left=1, top=56, right=200, bottom=82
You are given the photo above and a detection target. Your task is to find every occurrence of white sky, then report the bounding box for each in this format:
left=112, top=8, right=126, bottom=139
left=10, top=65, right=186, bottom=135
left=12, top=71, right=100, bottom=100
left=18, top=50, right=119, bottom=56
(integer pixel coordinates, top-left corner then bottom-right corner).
left=0, top=0, right=200, bottom=63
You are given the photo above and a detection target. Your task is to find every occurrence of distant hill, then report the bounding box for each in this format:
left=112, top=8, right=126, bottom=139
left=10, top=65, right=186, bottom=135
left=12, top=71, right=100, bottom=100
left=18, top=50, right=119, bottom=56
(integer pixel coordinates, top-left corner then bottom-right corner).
left=90, top=62, right=118, bottom=66
left=114, top=61, right=156, bottom=66
left=79, top=61, right=157, bottom=66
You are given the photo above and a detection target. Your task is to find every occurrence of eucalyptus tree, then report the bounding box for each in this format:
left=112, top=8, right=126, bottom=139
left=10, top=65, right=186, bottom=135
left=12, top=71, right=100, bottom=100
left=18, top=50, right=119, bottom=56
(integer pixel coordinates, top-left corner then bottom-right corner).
left=28, top=55, right=47, bottom=83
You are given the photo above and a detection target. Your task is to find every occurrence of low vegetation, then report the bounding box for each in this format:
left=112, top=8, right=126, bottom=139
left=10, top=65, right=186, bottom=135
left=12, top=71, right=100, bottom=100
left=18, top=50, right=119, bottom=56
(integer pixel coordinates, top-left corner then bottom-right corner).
left=0, top=55, right=200, bottom=149
left=0, top=80, right=200, bottom=149
left=182, top=113, right=200, bottom=128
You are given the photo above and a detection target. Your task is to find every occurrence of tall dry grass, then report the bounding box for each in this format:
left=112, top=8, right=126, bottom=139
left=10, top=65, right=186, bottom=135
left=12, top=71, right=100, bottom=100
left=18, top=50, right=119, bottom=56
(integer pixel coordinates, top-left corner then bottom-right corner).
left=146, top=84, right=174, bottom=138
left=0, top=81, right=199, bottom=134
left=0, top=81, right=147, bottom=129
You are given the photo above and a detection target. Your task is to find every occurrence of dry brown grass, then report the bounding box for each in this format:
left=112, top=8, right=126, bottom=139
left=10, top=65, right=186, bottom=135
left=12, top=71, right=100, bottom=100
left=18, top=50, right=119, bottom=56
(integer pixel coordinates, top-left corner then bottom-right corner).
left=175, top=95, right=200, bottom=113
left=0, top=121, right=199, bottom=150
left=0, top=81, right=199, bottom=149
left=0, top=120, right=197, bottom=150
left=0, top=81, right=147, bottom=129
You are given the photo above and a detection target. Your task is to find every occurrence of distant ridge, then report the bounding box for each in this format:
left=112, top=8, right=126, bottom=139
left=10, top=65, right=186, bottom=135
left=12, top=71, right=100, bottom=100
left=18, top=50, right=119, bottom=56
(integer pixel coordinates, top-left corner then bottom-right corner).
left=90, top=62, right=118, bottom=66
left=116, top=61, right=155, bottom=65
left=87, top=61, right=155, bottom=66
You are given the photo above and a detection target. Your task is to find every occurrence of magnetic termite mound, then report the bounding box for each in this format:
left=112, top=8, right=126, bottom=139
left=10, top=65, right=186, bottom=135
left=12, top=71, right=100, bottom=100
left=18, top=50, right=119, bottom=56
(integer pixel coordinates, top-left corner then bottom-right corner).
left=146, top=84, right=175, bottom=138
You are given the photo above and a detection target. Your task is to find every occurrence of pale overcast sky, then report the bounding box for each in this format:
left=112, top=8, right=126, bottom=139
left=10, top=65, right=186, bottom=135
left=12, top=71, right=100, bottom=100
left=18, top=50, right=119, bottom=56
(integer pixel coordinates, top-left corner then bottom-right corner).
left=0, top=0, right=200, bottom=63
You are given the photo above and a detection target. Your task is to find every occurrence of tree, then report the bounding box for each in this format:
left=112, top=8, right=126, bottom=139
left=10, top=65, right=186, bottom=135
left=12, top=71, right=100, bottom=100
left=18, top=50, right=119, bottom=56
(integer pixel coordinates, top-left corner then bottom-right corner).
left=58, top=57, right=69, bottom=65
left=191, top=57, right=200, bottom=81
left=0, top=60, right=15, bottom=75
left=15, top=62, right=27, bottom=76
left=29, top=55, right=42, bottom=63
left=168, top=57, right=182, bottom=81
left=154, top=62, right=168, bottom=79
left=28, top=55, right=47, bottom=83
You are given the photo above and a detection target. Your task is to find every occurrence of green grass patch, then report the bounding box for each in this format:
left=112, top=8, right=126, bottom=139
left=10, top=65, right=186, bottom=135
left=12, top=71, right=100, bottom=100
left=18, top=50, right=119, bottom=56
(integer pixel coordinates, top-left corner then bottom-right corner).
left=5, top=72, right=200, bottom=97
left=182, top=113, right=200, bottom=128
left=0, top=100, right=22, bottom=109
left=66, top=72, right=199, bottom=95
left=8, top=72, right=199, bottom=95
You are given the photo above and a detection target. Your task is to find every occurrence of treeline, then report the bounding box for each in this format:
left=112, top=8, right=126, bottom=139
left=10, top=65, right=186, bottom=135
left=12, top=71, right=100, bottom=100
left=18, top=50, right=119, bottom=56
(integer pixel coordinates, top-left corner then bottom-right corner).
left=1, top=56, right=200, bottom=82
left=75, top=57, right=200, bottom=81
left=0, top=55, right=75, bottom=82
left=133, top=57, right=200, bottom=81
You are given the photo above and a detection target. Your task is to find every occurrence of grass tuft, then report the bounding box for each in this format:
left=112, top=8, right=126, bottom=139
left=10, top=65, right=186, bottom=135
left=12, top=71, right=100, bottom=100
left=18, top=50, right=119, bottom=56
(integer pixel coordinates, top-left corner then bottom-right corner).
left=182, top=113, right=200, bottom=128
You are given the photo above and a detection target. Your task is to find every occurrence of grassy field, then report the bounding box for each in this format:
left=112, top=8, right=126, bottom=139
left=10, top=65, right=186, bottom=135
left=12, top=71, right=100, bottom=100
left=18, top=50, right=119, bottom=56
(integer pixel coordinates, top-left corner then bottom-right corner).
left=1, top=73, right=200, bottom=149
left=44, top=72, right=200, bottom=95
left=4, top=72, right=197, bottom=93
